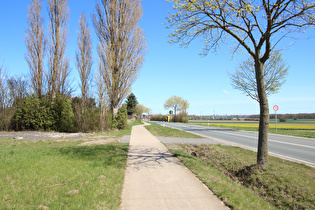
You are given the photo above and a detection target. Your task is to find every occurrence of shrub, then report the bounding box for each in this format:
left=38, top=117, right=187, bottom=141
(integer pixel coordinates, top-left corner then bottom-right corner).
left=13, top=96, right=54, bottom=131
left=52, top=94, right=75, bottom=132
left=174, top=112, right=189, bottom=123
left=112, top=107, right=127, bottom=130
left=13, top=94, right=75, bottom=132
left=279, top=116, right=286, bottom=122
left=151, top=114, right=168, bottom=121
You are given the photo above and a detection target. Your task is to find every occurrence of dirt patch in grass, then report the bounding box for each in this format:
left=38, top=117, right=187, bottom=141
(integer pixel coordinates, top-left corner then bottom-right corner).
left=0, top=131, right=92, bottom=141
left=171, top=143, right=315, bottom=209
left=0, top=131, right=124, bottom=146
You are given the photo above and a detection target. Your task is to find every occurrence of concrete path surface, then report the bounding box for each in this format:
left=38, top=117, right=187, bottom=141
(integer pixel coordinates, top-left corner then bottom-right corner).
left=120, top=124, right=229, bottom=210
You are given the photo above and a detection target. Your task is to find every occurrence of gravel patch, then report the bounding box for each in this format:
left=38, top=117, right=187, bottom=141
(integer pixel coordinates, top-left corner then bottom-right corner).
left=119, top=135, right=131, bottom=143
left=0, top=131, right=112, bottom=143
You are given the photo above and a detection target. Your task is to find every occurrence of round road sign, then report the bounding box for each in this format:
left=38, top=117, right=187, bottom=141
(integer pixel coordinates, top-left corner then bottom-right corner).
left=273, top=105, right=279, bottom=112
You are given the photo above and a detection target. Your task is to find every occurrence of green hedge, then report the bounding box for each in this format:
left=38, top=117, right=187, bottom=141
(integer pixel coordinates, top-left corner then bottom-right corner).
left=13, top=95, right=74, bottom=132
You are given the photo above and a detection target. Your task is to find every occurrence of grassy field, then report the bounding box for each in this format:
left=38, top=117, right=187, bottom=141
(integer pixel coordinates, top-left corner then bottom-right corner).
left=189, top=119, right=315, bottom=138
left=0, top=120, right=142, bottom=209
left=145, top=123, right=315, bottom=209
left=145, top=122, right=203, bottom=138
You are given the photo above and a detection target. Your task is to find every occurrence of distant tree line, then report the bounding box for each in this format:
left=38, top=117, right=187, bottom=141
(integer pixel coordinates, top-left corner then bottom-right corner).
left=0, top=0, right=146, bottom=132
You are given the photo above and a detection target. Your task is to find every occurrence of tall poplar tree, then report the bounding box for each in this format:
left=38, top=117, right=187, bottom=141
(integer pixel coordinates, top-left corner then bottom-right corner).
left=93, top=0, right=147, bottom=119
left=76, top=12, right=93, bottom=109
left=47, top=0, right=70, bottom=99
left=25, top=0, right=46, bottom=98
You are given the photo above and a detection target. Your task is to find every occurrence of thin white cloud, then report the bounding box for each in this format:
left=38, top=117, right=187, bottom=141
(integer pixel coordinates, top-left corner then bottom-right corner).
left=223, top=90, right=231, bottom=94
left=270, top=97, right=315, bottom=102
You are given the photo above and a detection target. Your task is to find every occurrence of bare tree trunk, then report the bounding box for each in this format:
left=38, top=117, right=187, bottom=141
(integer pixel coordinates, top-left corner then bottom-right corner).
left=255, top=60, right=269, bottom=165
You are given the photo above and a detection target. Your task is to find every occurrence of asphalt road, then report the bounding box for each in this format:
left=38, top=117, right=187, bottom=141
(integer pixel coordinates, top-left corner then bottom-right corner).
left=151, top=121, right=315, bottom=167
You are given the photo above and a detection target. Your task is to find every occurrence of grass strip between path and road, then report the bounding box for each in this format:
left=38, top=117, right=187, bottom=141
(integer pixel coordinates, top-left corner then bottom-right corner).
left=0, top=119, right=142, bottom=209
left=145, top=122, right=203, bottom=138
left=145, top=123, right=315, bottom=209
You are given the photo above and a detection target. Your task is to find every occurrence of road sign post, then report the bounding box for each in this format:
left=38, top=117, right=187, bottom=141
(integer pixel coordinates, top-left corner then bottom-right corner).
left=273, top=105, right=279, bottom=133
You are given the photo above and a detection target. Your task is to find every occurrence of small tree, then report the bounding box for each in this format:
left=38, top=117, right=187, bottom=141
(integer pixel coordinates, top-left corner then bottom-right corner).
left=136, top=104, right=148, bottom=117
left=229, top=51, right=289, bottom=102
left=126, top=93, right=138, bottom=115
left=164, top=96, right=188, bottom=122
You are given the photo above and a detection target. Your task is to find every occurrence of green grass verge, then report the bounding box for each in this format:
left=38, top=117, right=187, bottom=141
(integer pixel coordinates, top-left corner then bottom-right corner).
left=171, top=144, right=315, bottom=209
left=0, top=120, right=143, bottom=209
left=94, top=119, right=143, bottom=139
left=145, top=122, right=203, bottom=138
left=0, top=141, right=128, bottom=209
left=171, top=148, right=275, bottom=209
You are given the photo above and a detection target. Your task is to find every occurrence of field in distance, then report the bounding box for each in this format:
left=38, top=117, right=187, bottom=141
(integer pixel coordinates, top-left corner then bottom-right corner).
left=189, top=119, right=315, bottom=138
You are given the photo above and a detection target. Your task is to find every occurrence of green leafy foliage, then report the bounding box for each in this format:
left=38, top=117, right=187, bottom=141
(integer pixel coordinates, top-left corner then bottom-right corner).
left=52, top=94, right=75, bottom=132
left=13, top=95, right=54, bottom=131
left=150, top=114, right=168, bottom=121
left=13, top=94, right=75, bottom=132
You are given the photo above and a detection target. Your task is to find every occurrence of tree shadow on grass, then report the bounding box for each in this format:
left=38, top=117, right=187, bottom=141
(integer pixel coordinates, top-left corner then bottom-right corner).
left=57, top=143, right=129, bottom=168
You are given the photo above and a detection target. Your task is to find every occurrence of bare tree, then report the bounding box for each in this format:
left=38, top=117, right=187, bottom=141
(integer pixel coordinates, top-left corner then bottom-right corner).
left=167, top=0, right=315, bottom=165
left=230, top=51, right=289, bottom=102
left=95, top=64, right=107, bottom=131
left=47, top=0, right=70, bottom=99
left=93, top=0, right=147, bottom=119
left=25, top=0, right=46, bottom=98
left=76, top=12, right=93, bottom=108
left=0, top=64, right=7, bottom=110
left=7, top=76, right=29, bottom=107
left=0, top=64, right=12, bottom=131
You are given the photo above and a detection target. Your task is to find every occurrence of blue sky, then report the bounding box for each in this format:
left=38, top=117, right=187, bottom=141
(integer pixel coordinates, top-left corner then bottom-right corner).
left=0, top=0, right=314, bottom=115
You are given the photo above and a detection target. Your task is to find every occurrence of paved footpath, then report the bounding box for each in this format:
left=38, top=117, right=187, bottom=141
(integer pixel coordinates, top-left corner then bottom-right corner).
left=120, top=124, right=229, bottom=210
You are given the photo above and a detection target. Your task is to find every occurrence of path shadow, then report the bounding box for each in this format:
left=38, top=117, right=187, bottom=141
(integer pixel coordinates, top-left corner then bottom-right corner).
left=126, top=146, right=183, bottom=171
